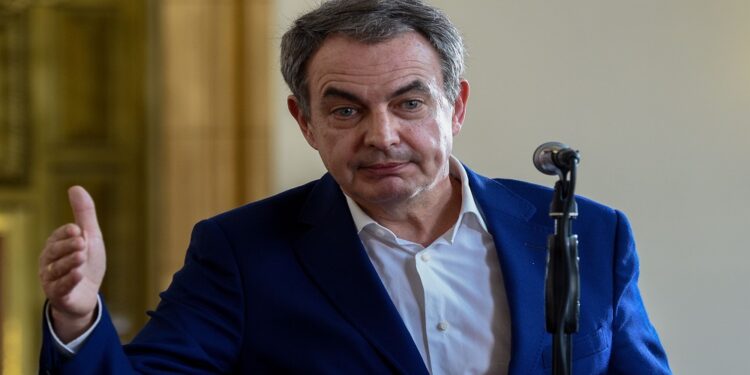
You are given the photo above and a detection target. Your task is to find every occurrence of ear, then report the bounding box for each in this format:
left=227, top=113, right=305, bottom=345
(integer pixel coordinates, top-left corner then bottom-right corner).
left=287, top=95, right=318, bottom=150
left=450, top=80, right=470, bottom=136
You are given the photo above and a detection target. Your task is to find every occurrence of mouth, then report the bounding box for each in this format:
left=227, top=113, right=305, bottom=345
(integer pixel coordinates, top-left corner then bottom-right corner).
left=359, top=161, right=409, bottom=176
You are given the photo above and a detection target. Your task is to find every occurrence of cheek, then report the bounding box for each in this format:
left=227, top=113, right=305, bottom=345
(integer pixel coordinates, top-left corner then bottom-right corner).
left=412, top=121, right=452, bottom=155
left=437, top=115, right=456, bottom=150
left=318, top=130, right=357, bottom=169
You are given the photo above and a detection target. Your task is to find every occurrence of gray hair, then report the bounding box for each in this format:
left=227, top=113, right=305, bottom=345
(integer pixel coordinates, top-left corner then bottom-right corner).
left=280, top=0, right=466, bottom=118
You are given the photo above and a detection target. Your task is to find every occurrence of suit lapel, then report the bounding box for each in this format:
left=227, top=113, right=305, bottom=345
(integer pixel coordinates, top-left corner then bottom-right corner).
left=293, top=174, right=428, bottom=375
left=466, top=167, right=551, bottom=373
left=293, top=170, right=552, bottom=373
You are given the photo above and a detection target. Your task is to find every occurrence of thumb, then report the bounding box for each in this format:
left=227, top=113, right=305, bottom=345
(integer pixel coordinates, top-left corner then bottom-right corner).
left=68, top=185, right=102, bottom=238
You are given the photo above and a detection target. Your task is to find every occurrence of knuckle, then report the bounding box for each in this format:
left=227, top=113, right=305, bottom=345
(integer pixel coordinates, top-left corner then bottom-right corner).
left=75, top=236, right=86, bottom=249
left=68, top=267, right=82, bottom=280
left=45, top=233, right=57, bottom=245
left=65, top=223, right=80, bottom=235
left=48, top=241, right=61, bottom=256
left=68, top=237, right=80, bottom=250
left=41, top=264, right=52, bottom=280
left=71, top=251, right=85, bottom=265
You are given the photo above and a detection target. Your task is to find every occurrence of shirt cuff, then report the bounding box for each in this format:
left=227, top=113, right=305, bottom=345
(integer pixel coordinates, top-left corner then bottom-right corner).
left=45, top=295, right=103, bottom=356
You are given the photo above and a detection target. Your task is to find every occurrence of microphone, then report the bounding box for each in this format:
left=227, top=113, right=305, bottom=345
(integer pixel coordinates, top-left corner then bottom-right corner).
left=535, top=142, right=582, bottom=374
left=533, top=142, right=580, bottom=176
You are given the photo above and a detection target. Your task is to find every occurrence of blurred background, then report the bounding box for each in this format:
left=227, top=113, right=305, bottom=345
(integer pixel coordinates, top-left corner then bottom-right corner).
left=0, top=0, right=747, bottom=373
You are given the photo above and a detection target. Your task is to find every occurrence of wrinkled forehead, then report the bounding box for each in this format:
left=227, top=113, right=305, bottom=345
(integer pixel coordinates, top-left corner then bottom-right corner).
left=305, top=32, right=445, bottom=98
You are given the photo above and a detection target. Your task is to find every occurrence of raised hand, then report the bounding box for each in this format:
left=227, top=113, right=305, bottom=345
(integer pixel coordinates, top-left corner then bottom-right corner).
left=39, top=186, right=107, bottom=343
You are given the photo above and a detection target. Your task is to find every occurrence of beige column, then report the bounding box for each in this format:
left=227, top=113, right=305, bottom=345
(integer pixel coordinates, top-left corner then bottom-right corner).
left=151, top=0, right=272, bottom=299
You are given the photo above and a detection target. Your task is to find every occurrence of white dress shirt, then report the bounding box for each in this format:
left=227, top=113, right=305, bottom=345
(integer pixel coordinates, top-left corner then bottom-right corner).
left=345, top=156, right=511, bottom=375
left=46, top=295, right=103, bottom=355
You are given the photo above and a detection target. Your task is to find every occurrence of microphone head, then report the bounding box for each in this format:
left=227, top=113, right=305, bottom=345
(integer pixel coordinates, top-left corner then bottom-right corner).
left=533, top=141, right=570, bottom=175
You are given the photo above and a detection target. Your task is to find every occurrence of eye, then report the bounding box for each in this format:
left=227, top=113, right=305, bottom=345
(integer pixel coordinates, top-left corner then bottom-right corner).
left=332, top=107, right=358, bottom=118
left=401, top=99, right=423, bottom=111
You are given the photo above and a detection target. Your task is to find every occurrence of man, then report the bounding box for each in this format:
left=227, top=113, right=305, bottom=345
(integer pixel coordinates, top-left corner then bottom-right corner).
left=39, top=0, right=671, bottom=373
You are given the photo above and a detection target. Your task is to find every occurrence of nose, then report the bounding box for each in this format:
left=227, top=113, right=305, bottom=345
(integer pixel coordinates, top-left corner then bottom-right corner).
left=363, top=109, right=400, bottom=150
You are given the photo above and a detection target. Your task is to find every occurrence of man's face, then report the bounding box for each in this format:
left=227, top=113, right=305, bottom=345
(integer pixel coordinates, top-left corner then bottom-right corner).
left=288, top=32, right=469, bottom=209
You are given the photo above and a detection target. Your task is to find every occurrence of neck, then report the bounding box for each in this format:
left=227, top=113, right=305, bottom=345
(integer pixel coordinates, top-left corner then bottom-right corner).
left=358, top=175, right=462, bottom=247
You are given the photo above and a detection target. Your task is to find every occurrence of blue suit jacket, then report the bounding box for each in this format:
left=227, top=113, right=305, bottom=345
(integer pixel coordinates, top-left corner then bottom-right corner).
left=40, top=168, right=671, bottom=374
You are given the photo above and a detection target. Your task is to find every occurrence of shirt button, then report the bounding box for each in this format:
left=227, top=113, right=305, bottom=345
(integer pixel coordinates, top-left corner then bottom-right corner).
left=420, top=252, right=432, bottom=262
left=437, top=321, right=449, bottom=331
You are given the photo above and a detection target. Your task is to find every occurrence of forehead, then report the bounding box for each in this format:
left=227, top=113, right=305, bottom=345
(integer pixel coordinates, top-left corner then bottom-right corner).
left=305, top=32, right=444, bottom=99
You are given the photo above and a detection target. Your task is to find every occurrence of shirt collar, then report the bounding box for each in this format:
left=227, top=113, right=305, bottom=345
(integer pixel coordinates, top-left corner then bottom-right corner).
left=344, top=156, right=489, bottom=240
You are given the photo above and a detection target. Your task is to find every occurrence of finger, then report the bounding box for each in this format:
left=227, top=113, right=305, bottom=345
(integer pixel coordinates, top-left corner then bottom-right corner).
left=48, top=268, right=84, bottom=300
left=45, top=223, right=82, bottom=245
left=41, top=235, right=86, bottom=265
left=43, top=249, right=87, bottom=282
left=67, top=186, right=102, bottom=239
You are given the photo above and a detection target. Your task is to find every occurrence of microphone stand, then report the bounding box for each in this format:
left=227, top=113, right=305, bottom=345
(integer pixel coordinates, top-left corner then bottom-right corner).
left=545, top=156, right=580, bottom=375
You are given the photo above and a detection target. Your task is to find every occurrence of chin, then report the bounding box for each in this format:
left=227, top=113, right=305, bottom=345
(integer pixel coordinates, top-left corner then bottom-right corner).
left=354, top=184, right=419, bottom=205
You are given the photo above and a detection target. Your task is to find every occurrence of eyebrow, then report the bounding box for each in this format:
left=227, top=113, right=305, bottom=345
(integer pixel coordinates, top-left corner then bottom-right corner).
left=321, top=80, right=432, bottom=104
left=322, top=87, right=363, bottom=104
left=388, top=80, right=431, bottom=100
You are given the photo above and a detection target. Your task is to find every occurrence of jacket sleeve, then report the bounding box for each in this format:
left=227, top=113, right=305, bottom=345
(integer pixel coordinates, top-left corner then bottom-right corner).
left=609, top=210, right=672, bottom=374
left=39, top=219, right=245, bottom=374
